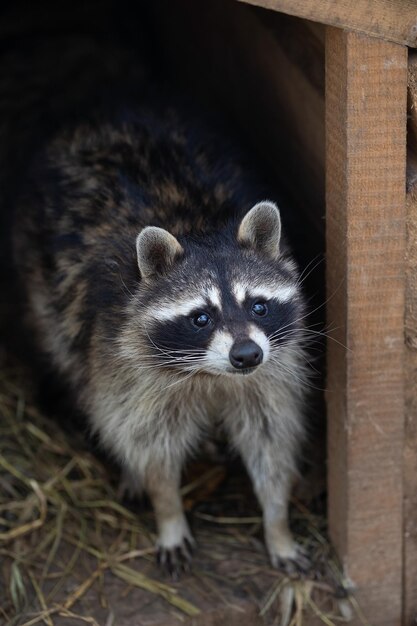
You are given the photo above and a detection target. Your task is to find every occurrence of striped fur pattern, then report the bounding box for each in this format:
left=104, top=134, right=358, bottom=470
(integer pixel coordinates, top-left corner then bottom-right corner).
left=13, top=101, right=309, bottom=575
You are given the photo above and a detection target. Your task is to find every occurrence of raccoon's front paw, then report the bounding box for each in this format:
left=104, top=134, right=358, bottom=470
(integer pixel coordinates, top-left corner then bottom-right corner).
left=265, top=524, right=311, bottom=576
left=268, top=540, right=311, bottom=576
left=156, top=516, right=195, bottom=579
left=157, top=536, right=195, bottom=578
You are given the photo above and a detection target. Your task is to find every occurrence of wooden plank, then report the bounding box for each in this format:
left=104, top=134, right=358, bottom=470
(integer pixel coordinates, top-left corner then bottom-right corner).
left=325, top=28, right=407, bottom=625
left=238, top=0, right=417, bottom=48
left=404, top=52, right=417, bottom=626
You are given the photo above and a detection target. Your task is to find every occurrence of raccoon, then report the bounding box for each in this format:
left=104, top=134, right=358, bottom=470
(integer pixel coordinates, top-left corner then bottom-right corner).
left=13, top=98, right=309, bottom=576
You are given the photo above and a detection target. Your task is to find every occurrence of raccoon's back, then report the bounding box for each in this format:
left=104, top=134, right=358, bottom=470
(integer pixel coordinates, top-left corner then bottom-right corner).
left=13, top=101, right=266, bottom=373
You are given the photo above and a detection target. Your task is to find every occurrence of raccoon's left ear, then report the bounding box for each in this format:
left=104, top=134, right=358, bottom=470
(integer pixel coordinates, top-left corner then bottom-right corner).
left=136, top=226, right=184, bottom=280
left=237, top=201, right=281, bottom=260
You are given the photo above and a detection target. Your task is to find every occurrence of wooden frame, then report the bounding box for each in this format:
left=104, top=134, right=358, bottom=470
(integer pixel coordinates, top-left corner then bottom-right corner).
left=325, top=29, right=407, bottom=625
left=238, top=0, right=417, bottom=47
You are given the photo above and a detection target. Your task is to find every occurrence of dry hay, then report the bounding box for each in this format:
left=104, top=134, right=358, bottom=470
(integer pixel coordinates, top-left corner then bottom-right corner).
left=0, top=362, right=367, bottom=626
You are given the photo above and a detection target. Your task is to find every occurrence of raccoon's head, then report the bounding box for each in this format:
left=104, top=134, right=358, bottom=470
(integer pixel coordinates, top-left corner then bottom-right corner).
left=133, top=201, right=305, bottom=378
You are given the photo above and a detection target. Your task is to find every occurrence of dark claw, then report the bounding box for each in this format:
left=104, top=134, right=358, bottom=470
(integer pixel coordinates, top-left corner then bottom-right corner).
left=335, top=585, right=349, bottom=599
left=273, top=550, right=312, bottom=577
left=156, top=540, right=194, bottom=579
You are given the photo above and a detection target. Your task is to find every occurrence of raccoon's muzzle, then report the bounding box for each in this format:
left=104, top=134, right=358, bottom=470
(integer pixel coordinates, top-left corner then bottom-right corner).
left=229, top=339, right=263, bottom=371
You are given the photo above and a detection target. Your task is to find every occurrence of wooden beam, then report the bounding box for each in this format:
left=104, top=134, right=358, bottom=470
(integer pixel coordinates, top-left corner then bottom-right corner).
left=238, top=0, right=417, bottom=48
left=404, top=52, right=417, bottom=626
left=325, top=28, right=407, bottom=625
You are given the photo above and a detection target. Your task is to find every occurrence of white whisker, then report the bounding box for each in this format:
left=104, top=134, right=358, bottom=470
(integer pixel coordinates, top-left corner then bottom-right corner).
left=295, top=254, right=324, bottom=289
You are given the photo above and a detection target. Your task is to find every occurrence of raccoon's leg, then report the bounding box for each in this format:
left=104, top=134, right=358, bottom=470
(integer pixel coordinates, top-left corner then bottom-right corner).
left=257, top=471, right=309, bottom=573
left=144, top=462, right=194, bottom=577
left=226, top=414, right=309, bottom=574
left=245, top=447, right=309, bottom=573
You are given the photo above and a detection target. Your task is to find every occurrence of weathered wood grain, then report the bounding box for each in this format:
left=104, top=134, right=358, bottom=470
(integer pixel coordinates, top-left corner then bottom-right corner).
left=326, top=29, right=407, bottom=626
left=239, top=0, right=417, bottom=47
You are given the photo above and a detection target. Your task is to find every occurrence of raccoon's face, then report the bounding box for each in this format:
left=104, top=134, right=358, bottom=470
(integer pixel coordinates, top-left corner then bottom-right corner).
left=134, top=201, right=304, bottom=377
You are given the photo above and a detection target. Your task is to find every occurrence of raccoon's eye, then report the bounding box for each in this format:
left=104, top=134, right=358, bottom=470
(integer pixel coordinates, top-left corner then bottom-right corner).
left=192, top=312, right=211, bottom=328
left=252, top=301, right=268, bottom=317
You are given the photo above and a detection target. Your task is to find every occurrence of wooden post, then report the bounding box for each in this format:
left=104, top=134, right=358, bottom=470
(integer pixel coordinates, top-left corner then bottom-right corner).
left=238, top=0, right=417, bottom=47
left=325, top=28, right=407, bottom=625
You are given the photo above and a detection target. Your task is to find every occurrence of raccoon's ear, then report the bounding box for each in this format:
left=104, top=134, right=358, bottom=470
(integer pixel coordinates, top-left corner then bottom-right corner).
left=237, top=201, right=281, bottom=260
left=136, top=226, right=183, bottom=280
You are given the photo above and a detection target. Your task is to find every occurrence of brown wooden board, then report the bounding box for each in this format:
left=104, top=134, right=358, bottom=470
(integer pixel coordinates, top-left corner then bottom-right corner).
left=238, top=0, right=417, bottom=48
left=325, top=28, right=407, bottom=626
left=404, top=52, right=417, bottom=626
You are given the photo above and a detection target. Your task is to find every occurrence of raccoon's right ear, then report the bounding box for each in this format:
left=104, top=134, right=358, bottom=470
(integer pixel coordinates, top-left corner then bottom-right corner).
left=237, top=201, right=281, bottom=260
left=136, top=226, right=183, bottom=280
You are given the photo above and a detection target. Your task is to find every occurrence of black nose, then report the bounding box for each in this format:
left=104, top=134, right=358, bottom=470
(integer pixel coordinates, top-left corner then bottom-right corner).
left=229, top=340, right=263, bottom=370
